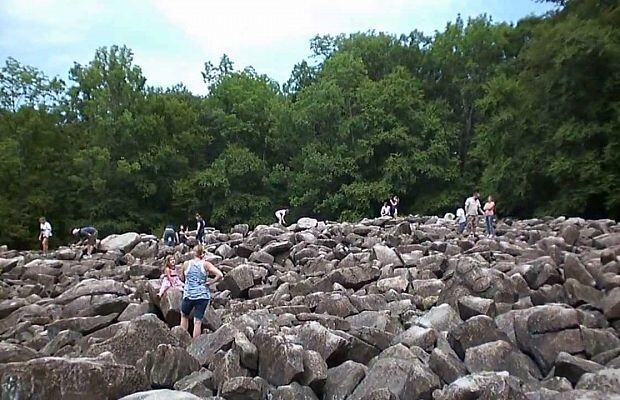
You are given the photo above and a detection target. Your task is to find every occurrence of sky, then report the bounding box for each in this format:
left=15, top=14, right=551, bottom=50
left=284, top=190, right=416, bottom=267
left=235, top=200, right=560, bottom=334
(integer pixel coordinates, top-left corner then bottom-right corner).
left=0, top=0, right=556, bottom=95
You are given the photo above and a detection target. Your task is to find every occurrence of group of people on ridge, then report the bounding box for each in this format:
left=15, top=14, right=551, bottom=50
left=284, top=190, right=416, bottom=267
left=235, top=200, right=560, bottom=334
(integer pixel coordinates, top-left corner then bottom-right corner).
left=376, top=190, right=497, bottom=238
left=380, top=196, right=400, bottom=218
left=456, top=189, right=496, bottom=237
left=38, top=217, right=98, bottom=258
left=161, top=213, right=205, bottom=247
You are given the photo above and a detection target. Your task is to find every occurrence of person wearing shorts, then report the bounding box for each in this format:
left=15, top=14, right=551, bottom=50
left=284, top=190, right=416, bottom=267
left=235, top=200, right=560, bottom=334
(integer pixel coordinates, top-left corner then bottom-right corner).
left=180, top=245, right=223, bottom=338
left=72, top=226, right=98, bottom=258
left=39, top=217, right=52, bottom=253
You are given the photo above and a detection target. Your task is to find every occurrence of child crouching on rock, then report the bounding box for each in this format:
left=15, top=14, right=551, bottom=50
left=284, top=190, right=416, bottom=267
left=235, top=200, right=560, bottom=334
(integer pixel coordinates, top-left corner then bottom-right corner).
left=158, top=255, right=184, bottom=297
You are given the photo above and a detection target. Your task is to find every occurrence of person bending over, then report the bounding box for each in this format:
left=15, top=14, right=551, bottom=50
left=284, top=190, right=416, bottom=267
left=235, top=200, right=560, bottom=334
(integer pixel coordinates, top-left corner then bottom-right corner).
left=275, top=209, right=288, bottom=225
left=162, top=224, right=178, bottom=247
left=72, top=226, right=98, bottom=259
left=179, top=245, right=223, bottom=338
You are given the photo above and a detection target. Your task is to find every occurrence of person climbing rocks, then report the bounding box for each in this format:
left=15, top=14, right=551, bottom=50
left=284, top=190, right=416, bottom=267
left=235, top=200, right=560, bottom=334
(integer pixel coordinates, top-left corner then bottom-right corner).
left=484, top=195, right=497, bottom=238
left=389, top=195, right=400, bottom=217
left=455, top=203, right=466, bottom=234
left=72, top=226, right=98, bottom=259
left=275, top=209, right=288, bottom=225
left=464, top=190, right=483, bottom=237
left=380, top=201, right=391, bottom=217
left=195, top=214, right=205, bottom=244
left=179, top=245, right=223, bottom=338
left=38, top=216, right=52, bottom=253
left=158, top=255, right=183, bottom=297
left=162, top=224, right=178, bottom=247
left=178, top=225, right=188, bottom=245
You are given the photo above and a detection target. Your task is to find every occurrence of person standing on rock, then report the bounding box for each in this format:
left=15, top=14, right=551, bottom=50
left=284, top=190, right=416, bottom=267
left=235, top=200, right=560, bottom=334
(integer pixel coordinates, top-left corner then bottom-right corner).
left=179, top=245, right=223, bottom=338
left=455, top=204, right=466, bottom=234
left=38, top=217, right=52, bottom=253
left=72, top=226, right=98, bottom=259
left=275, top=209, right=288, bottom=225
left=389, top=195, right=400, bottom=217
left=464, top=190, right=483, bottom=236
left=178, top=225, right=188, bottom=245
left=484, top=195, right=496, bottom=238
left=195, top=214, right=205, bottom=244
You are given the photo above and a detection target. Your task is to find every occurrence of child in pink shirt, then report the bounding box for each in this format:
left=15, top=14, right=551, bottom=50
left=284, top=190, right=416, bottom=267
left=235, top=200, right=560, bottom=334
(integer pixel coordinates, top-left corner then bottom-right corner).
left=483, top=196, right=496, bottom=237
left=159, top=256, right=184, bottom=297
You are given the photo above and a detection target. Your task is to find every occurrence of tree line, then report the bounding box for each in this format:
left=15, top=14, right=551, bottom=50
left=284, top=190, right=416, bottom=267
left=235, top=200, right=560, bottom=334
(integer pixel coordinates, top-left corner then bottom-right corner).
left=1, top=0, right=618, bottom=249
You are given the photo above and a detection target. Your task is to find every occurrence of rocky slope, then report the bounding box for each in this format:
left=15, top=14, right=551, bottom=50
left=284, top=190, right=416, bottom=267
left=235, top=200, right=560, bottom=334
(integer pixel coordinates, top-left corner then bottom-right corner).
left=1, top=216, right=620, bottom=399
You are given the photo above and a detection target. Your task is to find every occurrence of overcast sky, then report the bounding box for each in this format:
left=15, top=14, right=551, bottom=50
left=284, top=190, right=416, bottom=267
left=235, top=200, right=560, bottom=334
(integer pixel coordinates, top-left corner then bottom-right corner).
left=0, top=0, right=555, bottom=94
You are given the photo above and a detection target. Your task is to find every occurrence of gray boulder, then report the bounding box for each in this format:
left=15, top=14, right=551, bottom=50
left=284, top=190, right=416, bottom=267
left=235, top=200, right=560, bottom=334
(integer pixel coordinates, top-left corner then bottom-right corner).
left=137, top=344, right=200, bottom=388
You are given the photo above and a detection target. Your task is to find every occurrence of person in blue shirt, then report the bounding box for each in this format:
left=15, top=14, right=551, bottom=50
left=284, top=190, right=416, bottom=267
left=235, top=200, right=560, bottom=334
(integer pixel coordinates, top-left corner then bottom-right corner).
left=179, top=245, right=223, bottom=338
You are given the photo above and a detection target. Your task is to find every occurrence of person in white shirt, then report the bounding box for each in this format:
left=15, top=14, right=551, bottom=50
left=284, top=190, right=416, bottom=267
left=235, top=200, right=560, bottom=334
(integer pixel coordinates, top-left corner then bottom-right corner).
left=464, top=190, right=483, bottom=236
left=275, top=209, right=288, bottom=225
left=38, top=216, right=52, bottom=253
left=380, top=201, right=391, bottom=217
left=455, top=205, right=466, bottom=234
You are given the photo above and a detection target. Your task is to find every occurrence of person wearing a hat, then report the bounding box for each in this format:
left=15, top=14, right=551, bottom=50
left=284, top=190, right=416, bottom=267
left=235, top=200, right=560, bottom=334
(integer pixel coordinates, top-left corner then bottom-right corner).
left=72, top=226, right=98, bottom=259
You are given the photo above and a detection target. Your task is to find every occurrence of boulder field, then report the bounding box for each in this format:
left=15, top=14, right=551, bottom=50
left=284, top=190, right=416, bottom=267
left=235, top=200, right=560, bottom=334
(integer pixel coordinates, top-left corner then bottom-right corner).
left=1, top=215, right=620, bottom=399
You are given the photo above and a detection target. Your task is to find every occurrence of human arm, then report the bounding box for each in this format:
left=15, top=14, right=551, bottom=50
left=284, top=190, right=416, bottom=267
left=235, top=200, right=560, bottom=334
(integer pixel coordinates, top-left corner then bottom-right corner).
left=178, top=262, right=187, bottom=282
left=164, top=267, right=173, bottom=282
left=204, top=261, right=223, bottom=286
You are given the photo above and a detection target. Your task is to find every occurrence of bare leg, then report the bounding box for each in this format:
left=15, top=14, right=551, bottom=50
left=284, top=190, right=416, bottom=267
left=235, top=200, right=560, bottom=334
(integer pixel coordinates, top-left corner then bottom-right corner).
left=181, top=315, right=189, bottom=332
left=192, top=319, right=202, bottom=338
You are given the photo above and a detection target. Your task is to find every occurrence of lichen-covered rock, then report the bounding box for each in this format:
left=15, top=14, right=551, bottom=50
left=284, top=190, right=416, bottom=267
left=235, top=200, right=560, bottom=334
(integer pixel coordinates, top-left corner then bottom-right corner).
left=0, top=353, right=149, bottom=400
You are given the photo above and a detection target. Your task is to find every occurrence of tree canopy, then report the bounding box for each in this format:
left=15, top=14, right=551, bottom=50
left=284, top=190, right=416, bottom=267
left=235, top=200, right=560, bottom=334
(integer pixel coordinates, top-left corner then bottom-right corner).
left=1, top=0, right=618, bottom=249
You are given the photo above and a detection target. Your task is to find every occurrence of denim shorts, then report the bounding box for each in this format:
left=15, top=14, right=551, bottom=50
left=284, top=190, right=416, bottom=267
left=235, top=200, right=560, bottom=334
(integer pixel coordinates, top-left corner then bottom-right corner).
left=181, top=297, right=210, bottom=320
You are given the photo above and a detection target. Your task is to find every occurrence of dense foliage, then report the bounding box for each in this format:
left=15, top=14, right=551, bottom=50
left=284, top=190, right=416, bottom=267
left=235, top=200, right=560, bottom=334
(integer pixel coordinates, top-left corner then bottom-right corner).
left=1, top=0, right=618, bottom=248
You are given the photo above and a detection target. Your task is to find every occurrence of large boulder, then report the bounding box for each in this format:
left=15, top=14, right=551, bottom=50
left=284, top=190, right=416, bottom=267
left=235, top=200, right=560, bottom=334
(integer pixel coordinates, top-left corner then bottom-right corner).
left=220, top=376, right=267, bottom=400
left=254, top=330, right=304, bottom=386
left=118, top=389, right=203, bottom=400
left=54, top=279, right=128, bottom=305
left=100, top=232, right=141, bottom=253
left=0, top=342, right=40, bottom=363
left=576, top=368, right=620, bottom=393
left=297, top=218, right=319, bottom=230
left=348, top=344, right=440, bottom=400
left=292, top=321, right=348, bottom=362
left=218, top=265, right=255, bottom=297
left=372, top=244, right=403, bottom=267
left=46, top=313, right=118, bottom=337
left=323, top=360, right=367, bottom=400
left=159, top=289, right=183, bottom=326
left=86, top=314, right=183, bottom=365
left=187, top=323, right=238, bottom=366
left=464, top=340, right=542, bottom=385
left=137, top=344, right=200, bottom=388
left=433, top=371, right=528, bottom=400
left=0, top=353, right=149, bottom=399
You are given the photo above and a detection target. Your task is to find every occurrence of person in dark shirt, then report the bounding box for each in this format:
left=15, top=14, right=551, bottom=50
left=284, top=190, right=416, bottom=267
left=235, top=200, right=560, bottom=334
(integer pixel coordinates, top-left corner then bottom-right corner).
left=162, top=224, right=178, bottom=247
left=72, top=226, right=98, bottom=259
left=195, top=214, right=205, bottom=244
left=178, top=225, right=188, bottom=245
